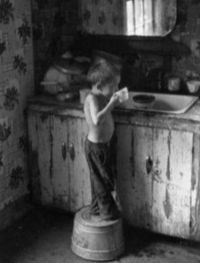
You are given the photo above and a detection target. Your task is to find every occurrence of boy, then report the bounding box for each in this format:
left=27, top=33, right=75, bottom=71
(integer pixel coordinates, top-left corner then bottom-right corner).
left=84, top=59, right=121, bottom=220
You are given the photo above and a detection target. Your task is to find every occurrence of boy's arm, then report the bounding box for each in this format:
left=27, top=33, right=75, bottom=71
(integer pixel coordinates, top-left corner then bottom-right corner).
left=89, top=94, right=119, bottom=125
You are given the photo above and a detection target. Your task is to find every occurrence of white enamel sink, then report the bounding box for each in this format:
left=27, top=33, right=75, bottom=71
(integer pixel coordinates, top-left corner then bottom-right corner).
left=119, top=92, right=199, bottom=114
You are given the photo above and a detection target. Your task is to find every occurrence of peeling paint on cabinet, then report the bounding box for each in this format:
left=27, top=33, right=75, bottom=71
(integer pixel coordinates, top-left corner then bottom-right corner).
left=28, top=102, right=200, bottom=241
left=67, top=117, right=91, bottom=212
left=163, top=188, right=172, bottom=219
left=116, top=123, right=193, bottom=239
left=52, top=117, right=70, bottom=210
left=131, top=126, right=154, bottom=229
left=28, top=109, right=91, bottom=213
left=116, top=125, right=153, bottom=229
left=190, top=134, right=200, bottom=240
left=169, top=131, right=193, bottom=191
left=37, top=113, right=54, bottom=205
left=27, top=110, right=53, bottom=205
left=27, top=111, right=41, bottom=203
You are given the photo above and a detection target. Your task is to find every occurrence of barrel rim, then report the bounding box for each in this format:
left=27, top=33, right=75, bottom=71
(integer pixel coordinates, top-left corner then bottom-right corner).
left=75, top=206, right=122, bottom=227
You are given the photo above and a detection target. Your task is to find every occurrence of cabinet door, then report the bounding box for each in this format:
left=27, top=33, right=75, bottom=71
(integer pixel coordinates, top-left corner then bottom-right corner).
left=28, top=111, right=91, bottom=212
left=28, top=111, right=53, bottom=205
left=67, top=116, right=91, bottom=212
left=52, top=115, right=91, bottom=212
left=52, top=116, right=70, bottom=211
left=152, top=130, right=193, bottom=238
left=116, top=123, right=193, bottom=238
left=116, top=124, right=153, bottom=229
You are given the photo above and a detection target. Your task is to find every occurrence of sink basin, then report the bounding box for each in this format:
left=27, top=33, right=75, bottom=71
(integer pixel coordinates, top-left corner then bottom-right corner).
left=119, top=92, right=199, bottom=114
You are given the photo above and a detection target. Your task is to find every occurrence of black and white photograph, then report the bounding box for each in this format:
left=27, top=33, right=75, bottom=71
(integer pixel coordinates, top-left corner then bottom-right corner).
left=1, top=0, right=200, bottom=262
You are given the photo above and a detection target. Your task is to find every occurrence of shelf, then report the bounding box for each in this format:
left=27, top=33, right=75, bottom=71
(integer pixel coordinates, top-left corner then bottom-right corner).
left=71, top=34, right=190, bottom=58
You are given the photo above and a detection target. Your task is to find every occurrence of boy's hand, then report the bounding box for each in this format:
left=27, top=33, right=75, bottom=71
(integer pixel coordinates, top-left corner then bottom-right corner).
left=109, top=93, right=120, bottom=108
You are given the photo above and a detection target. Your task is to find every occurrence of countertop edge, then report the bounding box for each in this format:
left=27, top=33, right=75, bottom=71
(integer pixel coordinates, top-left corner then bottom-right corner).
left=27, top=96, right=200, bottom=124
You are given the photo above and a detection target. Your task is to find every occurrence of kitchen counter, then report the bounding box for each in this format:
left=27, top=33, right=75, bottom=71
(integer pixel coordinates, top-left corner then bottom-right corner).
left=28, top=95, right=200, bottom=133
left=29, top=95, right=200, bottom=119
left=27, top=95, right=200, bottom=241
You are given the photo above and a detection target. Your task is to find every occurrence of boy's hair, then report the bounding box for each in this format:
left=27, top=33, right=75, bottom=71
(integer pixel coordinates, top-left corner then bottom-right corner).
left=87, top=58, right=121, bottom=90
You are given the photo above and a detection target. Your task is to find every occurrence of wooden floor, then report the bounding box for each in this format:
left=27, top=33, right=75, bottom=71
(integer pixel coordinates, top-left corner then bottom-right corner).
left=0, top=207, right=200, bottom=263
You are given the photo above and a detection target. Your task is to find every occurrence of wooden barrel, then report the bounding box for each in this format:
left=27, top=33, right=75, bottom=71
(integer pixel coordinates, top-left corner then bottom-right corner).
left=71, top=206, right=125, bottom=261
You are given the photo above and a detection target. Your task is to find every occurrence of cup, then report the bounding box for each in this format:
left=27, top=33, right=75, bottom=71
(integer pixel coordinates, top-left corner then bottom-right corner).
left=186, top=80, right=200, bottom=93
left=115, top=87, right=129, bottom=103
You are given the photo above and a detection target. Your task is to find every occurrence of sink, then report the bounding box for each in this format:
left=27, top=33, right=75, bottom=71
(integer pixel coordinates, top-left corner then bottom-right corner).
left=119, top=92, right=199, bottom=114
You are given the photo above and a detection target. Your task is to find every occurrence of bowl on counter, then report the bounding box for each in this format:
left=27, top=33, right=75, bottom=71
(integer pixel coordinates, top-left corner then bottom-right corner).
left=133, top=94, right=155, bottom=109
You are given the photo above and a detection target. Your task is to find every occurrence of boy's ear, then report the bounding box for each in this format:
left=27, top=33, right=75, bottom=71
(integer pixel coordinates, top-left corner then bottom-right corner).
left=96, top=81, right=102, bottom=90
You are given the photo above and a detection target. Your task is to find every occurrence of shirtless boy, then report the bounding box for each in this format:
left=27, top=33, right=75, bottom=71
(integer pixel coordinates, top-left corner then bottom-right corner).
left=84, top=59, right=121, bottom=220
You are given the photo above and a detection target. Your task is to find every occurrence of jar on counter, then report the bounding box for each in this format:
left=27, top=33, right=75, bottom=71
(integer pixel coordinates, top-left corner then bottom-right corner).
left=167, top=76, right=180, bottom=92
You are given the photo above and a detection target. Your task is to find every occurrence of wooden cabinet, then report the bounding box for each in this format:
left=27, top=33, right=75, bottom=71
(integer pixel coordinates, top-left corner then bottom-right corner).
left=28, top=110, right=53, bottom=205
left=116, top=122, right=198, bottom=240
left=28, top=108, right=91, bottom=213
left=27, top=100, right=200, bottom=241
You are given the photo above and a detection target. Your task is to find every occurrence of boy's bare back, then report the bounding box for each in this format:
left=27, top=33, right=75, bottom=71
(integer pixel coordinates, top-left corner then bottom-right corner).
left=84, top=92, right=115, bottom=143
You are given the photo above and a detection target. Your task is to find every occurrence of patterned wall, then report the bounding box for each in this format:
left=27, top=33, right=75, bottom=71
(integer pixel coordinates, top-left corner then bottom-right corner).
left=0, top=0, right=34, bottom=227
left=81, top=0, right=124, bottom=35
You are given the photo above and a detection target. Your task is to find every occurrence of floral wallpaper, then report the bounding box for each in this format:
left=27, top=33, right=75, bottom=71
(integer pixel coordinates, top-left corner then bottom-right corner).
left=31, top=0, right=79, bottom=90
left=0, top=0, right=34, bottom=228
left=81, top=0, right=124, bottom=35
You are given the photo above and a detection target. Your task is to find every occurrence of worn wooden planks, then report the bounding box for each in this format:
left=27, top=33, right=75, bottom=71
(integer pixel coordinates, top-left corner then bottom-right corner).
left=28, top=100, right=200, bottom=241
left=116, top=123, right=194, bottom=239
left=116, top=124, right=133, bottom=223
left=37, top=113, right=54, bottom=205
left=28, top=110, right=92, bottom=212
left=191, top=134, right=200, bottom=240
left=51, top=116, right=70, bottom=210
left=131, top=126, right=154, bottom=229
left=151, top=128, right=170, bottom=234
left=67, top=117, right=91, bottom=212
left=27, top=110, right=41, bottom=203
left=153, top=131, right=192, bottom=238
left=27, top=110, right=53, bottom=205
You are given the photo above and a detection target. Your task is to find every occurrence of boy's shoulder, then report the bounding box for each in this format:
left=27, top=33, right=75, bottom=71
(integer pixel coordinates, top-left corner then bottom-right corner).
left=85, top=92, right=102, bottom=105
